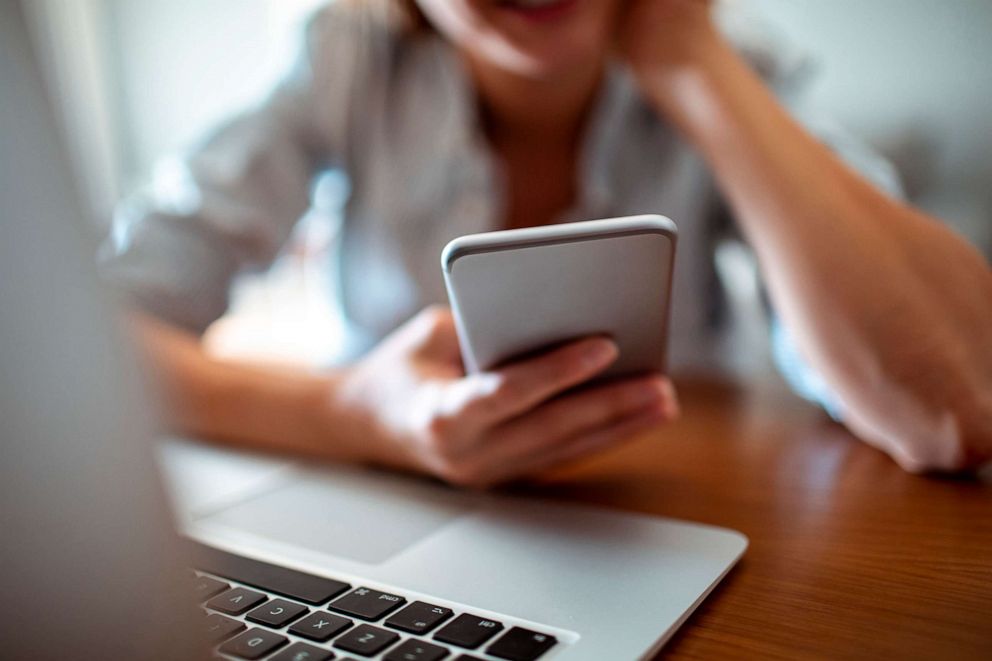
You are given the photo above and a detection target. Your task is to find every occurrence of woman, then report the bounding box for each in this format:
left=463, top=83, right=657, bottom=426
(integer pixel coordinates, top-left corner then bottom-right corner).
left=103, top=0, right=992, bottom=485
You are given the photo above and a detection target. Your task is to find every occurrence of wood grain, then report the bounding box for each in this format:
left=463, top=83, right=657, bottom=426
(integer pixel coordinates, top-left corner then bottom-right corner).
left=514, top=376, right=992, bottom=660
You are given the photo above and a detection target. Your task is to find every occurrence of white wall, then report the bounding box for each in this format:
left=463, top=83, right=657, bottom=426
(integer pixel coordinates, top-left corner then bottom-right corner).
left=752, top=0, right=992, bottom=248
left=24, top=0, right=122, bottom=222
left=104, top=0, right=325, bottom=191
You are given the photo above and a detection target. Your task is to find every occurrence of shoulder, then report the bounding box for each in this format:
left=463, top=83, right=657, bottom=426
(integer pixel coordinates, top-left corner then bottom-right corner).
left=298, top=0, right=442, bottom=110
left=302, top=0, right=422, bottom=66
left=292, top=0, right=435, bottom=155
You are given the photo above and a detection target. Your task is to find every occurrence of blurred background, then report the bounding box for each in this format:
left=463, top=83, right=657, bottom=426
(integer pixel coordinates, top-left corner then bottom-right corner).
left=23, top=0, right=992, bottom=368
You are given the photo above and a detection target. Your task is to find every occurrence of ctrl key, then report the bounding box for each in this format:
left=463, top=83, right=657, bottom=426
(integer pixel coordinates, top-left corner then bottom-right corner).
left=218, top=627, right=288, bottom=660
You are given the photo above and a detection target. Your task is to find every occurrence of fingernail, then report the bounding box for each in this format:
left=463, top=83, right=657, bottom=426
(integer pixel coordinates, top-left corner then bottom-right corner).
left=638, top=379, right=667, bottom=405
left=584, top=339, right=618, bottom=367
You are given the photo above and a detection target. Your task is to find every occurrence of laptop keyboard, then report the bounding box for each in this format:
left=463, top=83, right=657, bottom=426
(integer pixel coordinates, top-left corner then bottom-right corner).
left=191, top=543, right=560, bottom=661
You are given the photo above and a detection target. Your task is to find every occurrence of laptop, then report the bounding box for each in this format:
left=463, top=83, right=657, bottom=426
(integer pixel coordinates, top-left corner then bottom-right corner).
left=0, top=2, right=747, bottom=658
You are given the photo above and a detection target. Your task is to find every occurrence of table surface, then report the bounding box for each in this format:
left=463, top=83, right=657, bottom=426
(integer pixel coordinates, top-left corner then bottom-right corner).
left=514, top=376, right=992, bottom=660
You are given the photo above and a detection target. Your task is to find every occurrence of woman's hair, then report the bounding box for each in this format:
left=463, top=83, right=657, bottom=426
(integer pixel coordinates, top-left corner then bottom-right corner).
left=338, top=0, right=431, bottom=34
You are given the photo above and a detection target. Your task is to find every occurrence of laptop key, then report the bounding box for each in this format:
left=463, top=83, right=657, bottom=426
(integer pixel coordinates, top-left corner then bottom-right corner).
left=288, top=611, right=352, bottom=642
left=434, top=614, right=503, bottom=649
left=385, top=601, right=453, bottom=635
left=383, top=639, right=450, bottom=661
left=486, top=627, right=557, bottom=661
left=192, top=575, right=229, bottom=601
left=192, top=543, right=350, bottom=605
left=333, top=624, right=400, bottom=656
left=268, top=641, right=336, bottom=661
left=203, top=612, right=245, bottom=642
left=245, top=598, right=309, bottom=628
left=330, top=587, right=406, bottom=621
left=206, top=587, right=267, bottom=615
left=452, top=656, right=486, bottom=661
left=218, top=627, right=288, bottom=660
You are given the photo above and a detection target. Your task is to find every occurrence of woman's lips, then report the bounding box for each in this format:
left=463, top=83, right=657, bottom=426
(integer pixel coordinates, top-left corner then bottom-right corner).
left=495, top=0, right=581, bottom=23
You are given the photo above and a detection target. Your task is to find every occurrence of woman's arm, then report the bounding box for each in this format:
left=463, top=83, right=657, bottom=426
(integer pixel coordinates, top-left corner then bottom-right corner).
left=621, top=0, right=992, bottom=471
left=132, top=314, right=358, bottom=459
left=135, top=308, right=679, bottom=488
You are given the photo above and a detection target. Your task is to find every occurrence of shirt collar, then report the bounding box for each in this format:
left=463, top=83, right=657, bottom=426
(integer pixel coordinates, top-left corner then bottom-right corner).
left=430, top=41, right=641, bottom=223
left=574, top=62, right=637, bottom=218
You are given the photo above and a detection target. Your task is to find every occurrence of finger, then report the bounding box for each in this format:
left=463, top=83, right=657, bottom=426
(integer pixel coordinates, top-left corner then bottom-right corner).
left=469, top=374, right=675, bottom=458
left=453, top=376, right=676, bottom=477
left=481, top=406, right=668, bottom=488
left=462, top=337, right=620, bottom=426
left=862, top=430, right=932, bottom=474
left=408, top=305, right=456, bottom=348
left=404, top=306, right=462, bottom=364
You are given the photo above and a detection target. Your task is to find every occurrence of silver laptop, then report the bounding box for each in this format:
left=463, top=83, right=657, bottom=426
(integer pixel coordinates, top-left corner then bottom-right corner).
left=0, top=2, right=746, bottom=658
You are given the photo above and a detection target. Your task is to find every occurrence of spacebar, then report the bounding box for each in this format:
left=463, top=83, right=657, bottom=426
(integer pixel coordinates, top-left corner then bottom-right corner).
left=188, top=541, right=350, bottom=605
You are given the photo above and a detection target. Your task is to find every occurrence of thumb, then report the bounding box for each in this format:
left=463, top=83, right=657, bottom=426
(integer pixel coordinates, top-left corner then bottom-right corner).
left=408, top=305, right=462, bottom=363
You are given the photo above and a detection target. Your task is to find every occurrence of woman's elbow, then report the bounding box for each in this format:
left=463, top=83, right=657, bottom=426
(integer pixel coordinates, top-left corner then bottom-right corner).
left=843, top=363, right=992, bottom=473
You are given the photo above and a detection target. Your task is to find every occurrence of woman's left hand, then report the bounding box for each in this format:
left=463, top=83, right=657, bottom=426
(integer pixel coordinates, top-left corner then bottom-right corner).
left=616, top=0, right=722, bottom=85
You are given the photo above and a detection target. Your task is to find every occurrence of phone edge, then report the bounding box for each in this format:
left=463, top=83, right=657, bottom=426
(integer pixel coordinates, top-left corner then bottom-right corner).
left=440, top=214, right=678, bottom=273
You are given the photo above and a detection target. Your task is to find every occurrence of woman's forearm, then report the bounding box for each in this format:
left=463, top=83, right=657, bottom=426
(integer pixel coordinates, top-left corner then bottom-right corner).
left=638, top=41, right=992, bottom=469
left=130, top=314, right=363, bottom=461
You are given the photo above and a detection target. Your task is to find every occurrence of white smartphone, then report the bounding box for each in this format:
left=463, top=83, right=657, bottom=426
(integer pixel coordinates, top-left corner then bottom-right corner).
left=441, top=214, right=677, bottom=379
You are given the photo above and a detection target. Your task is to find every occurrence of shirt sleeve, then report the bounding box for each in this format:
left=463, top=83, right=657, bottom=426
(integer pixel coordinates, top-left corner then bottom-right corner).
left=769, top=116, right=905, bottom=419
left=98, top=6, right=366, bottom=333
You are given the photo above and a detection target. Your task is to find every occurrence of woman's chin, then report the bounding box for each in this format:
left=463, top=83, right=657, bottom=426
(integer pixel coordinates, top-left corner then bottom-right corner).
left=480, top=0, right=617, bottom=78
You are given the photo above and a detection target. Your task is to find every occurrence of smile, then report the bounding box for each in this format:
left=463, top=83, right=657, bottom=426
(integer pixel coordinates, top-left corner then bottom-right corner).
left=495, top=0, right=581, bottom=22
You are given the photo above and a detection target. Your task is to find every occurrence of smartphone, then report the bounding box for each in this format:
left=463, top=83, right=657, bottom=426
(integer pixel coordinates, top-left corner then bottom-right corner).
left=441, top=215, right=677, bottom=379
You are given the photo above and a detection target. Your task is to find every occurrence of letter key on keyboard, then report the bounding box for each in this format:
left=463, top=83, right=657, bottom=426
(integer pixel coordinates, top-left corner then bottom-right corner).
left=246, top=598, right=309, bottom=628
left=288, top=611, right=352, bottom=642
left=218, top=627, right=288, bottom=660
left=333, top=623, right=399, bottom=656
left=206, top=587, right=267, bottom=615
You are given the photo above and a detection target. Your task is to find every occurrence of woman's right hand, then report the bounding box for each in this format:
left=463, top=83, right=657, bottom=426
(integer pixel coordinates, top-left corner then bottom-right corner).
left=327, top=306, right=679, bottom=488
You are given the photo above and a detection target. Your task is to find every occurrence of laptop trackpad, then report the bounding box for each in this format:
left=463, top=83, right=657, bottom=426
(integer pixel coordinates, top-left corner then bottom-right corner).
left=194, top=467, right=473, bottom=566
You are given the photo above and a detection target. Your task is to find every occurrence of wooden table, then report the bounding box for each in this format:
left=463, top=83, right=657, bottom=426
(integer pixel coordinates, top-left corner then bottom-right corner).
left=515, top=376, right=992, bottom=660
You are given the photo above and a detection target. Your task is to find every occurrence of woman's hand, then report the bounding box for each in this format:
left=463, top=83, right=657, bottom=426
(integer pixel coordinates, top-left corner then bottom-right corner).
left=616, top=0, right=722, bottom=83
left=330, top=306, right=679, bottom=488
